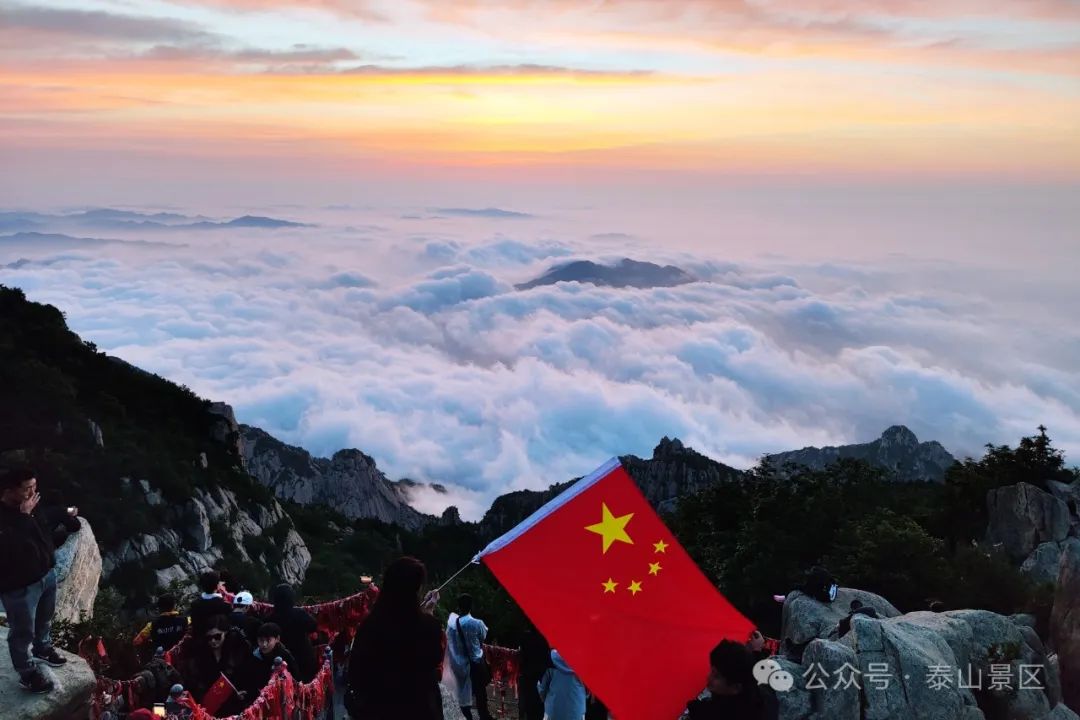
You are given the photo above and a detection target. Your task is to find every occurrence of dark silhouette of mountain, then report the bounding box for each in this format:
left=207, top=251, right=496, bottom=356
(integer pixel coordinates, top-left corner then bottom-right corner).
left=765, top=425, right=957, bottom=482
left=433, top=207, right=533, bottom=219
left=516, top=258, right=696, bottom=290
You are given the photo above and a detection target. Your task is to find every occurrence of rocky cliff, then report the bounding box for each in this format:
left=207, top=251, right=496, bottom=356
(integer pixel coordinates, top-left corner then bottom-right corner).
left=240, top=424, right=431, bottom=530
left=766, top=425, right=957, bottom=482
left=101, top=480, right=310, bottom=593
left=479, top=438, right=744, bottom=537
left=0, top=286, right=310, bottom=599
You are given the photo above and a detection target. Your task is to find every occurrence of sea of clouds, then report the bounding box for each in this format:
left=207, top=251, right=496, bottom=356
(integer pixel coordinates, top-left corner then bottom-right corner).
left=2, top=205, right=1077, bottom=518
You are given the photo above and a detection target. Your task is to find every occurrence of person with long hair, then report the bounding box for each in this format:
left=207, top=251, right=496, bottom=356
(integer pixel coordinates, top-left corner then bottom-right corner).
left=345, top=556, right=445, bottom=720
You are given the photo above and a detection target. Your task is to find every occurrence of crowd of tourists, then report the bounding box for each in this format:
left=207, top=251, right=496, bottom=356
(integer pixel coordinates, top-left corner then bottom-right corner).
left=3, top=465, right=790, bottom=720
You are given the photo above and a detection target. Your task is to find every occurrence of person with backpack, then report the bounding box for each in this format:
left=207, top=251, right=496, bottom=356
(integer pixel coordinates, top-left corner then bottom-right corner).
left=134, top=594, right=189, bottom=653
left=447, top=594, right=493, bottom=720
left=345, top=556, right=445, bottom=720
left=131, top=650, right=183, bottom=707
left=537, top=649, right=586, bottom=720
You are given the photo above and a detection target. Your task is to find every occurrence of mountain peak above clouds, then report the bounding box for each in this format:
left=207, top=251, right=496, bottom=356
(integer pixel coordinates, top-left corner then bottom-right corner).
left=239, top=425, right=433, bottom=530
left=765, top=425, right=957, bottom=482
left=515, top=258, right=696, bottom=290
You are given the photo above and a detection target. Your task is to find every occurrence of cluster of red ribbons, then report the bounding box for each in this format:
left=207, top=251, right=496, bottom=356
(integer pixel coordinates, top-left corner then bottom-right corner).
left=90, top=584, right=521, bottom=720
left=89, top=675, right=139, bottom=719
left=177, top=656, right=334, bottom=720
left=165, top=586, right=378, bottom=670
left=484, top=644, right=521, bottom=690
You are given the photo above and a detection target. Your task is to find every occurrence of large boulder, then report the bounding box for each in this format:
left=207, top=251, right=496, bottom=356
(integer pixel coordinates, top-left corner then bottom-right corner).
left=0, top=627, right=96, bottom=720
left=1, top=518, right=101, bottom=624
left=986, top=483, right=1071, bottom=563
left=782, top=588, right=901, bottom=647
left=1022, top=542, right=1065, bottom=586
left=802, top=639, right=860, bottom=719
left=1050, top=538, right=1080, bottom=711
left=773, top=592, right=1065, bottom=720
left=843, top=612, right=981, bottom=720
left=52, top=517, right=102, bottom=623
left=1045, top=480, right=1080, bottom=525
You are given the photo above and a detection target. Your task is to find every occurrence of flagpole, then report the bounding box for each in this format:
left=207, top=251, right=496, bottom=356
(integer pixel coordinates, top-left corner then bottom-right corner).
left=435, top=558, right=478, bottom=593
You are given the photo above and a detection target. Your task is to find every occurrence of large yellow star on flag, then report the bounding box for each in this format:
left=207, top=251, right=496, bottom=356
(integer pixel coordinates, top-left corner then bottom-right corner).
left=585, top=503, right=634, bottom=553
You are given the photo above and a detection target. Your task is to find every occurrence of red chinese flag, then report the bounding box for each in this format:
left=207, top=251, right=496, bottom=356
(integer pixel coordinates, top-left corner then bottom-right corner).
left=477, top=459, right=754, bottom=720
left=201, top=672, right=237, bottom=716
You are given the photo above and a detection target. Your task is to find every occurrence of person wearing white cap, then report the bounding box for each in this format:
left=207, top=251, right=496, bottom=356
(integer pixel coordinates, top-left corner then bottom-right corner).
left=229, top=590, right=261, bottom=646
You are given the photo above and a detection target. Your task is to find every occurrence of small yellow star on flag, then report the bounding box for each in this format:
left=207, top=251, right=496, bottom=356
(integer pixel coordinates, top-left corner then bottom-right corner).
left=628, top=580, right=643, bottom=596
left=585, top=503, right=634, bottom=553
left=653, top=539, right=669, bottom=553
left=649, top=562, right=662, bottom=576
left=602, top=578, right=618, bottom=594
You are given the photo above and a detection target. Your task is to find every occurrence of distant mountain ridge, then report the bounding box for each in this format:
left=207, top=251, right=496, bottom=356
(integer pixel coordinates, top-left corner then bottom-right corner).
left=516, top=258, right=696, bottom=290
left=240, top=425, right=434, bottom=530
left=0, top=209, right=308, bottom=233
left=765, top=425, right=956, bottom=482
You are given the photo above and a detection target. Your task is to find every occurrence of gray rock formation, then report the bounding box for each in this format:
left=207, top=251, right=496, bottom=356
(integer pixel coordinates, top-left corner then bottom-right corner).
left=622, top=437, right=743, bottom=512
left=986, top=482, right=1071, bottom=564
left=208, top=402, right=246, bottom=471
left=1050, top=537, right=1080, bottom=712
left=240, top=424, right=430, bottom=529
left=86, top=419, right=103, bottom=448
left=802, top=639, right=860, bottom=719
left=1046, top=480, right=1080, bottom=525
left=480, top=438, right=744, bottom=537
left=52, top=517, right=101, bottom=623
left=766, top=425, right=956, bottom=482
left=776, top=587, right=1071, bottom=720
left=1022, top=542, right=1064, bottom=586
left=782, top=588, right=901, bottom=647
left=0, top=627, right=95, bottom=720
left=101, top=483, right=310, bottom=592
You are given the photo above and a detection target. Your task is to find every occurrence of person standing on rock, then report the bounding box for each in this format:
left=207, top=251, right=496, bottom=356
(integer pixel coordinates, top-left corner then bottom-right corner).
left=345, top=556, right=445, bottom=720
left=447, top=593, right=494, bottom=720
left=0, top=466, right=80, bottom=694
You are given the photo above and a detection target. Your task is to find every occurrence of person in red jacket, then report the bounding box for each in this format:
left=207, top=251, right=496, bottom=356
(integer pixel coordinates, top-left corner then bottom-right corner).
left=0, top=467, right=80, bottom=694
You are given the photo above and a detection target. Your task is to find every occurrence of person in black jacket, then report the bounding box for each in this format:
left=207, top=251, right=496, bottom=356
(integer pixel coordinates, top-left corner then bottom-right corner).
left=346, top=556, right=445, bottom=720
left=189, top=570, right=232, bottom=637
left=517, top=625, right=551, bottom=720
left=0, top=467, right=80, bottom=694
left=240, top=622, right=297, bottom=700
left=133, top=594, right=189, bottom=654
left=685, top=640, right=779, bottom=720
left=268, top=583, right=318, bottom=681
left=180, top=615, right=249, bottom=716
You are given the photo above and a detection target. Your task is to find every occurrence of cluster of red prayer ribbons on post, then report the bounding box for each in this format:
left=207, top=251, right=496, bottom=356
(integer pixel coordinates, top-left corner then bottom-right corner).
left=88, top=584, right=521, bottom=720
left=176, top=656, right=334, bottom=720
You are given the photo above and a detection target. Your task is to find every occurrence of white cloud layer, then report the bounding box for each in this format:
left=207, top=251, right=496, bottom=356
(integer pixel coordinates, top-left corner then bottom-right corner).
left=2, top=206, right=1078, bottom=518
